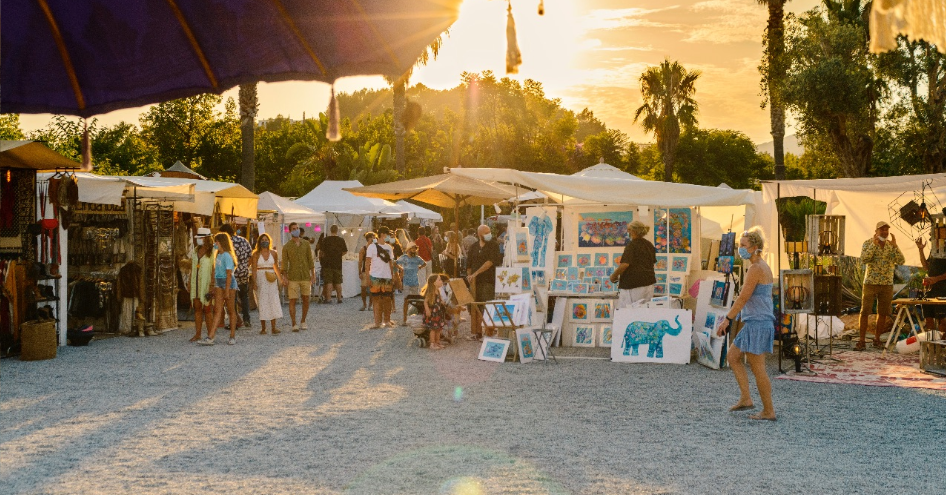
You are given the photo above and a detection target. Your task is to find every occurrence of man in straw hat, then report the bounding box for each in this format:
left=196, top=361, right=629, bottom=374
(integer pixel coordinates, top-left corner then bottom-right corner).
left=857, top=220, right=904, bottom=351
left=610, top=220, right=657, bottom=309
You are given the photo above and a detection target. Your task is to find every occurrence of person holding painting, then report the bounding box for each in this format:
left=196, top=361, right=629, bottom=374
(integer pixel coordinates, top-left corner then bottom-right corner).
left=716, top=227, right=776, bottom=421
left=610, top=220, right=657, bottom=309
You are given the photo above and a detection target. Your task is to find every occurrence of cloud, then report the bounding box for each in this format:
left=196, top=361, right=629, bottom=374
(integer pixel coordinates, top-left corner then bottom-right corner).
left=683, top=0, right=767, bottom=44
left=581, top=6, right=682, bottom=31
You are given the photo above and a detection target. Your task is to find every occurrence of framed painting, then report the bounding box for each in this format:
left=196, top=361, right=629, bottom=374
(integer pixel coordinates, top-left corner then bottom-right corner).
left=602, top=279, right=616, bottom=292
left=654, top=273, right=668, bottom=296
left=495, top=266, right=523, bottom=294
left=515, top=328, right=536, bottom=363
left=653, top=208, right=693, bottom=253
left=591, top=299, right=613, bottom=322
left=478, top=337, right=510, bottom=363
left=570, top=301, right=589, bottom=321
left=719, top=232, right=736, bottom=257
left=594, top=252, right=611, bottom=267
left=610, top=308, right=692, bottom=364
left=519, top=266, right=532, bottom=291
left=531, top=269, right=546, bottom=287
left=717, top=255, right=734, bottom=274
left=710, top=280, right=730, bottom=307
left=566, top=267, right=580, bottom=281
left=670, top=255, right=689, bottom=273
left=575, top=253, right=592, bottom=269
left=573, top=283, right=588, bottom=294
left=551, top=279, right=568, bottom=291
left=508, top=293, right=534, bottom=326
left=613, top=253, right=623, bottom=266
left=554, top=268, right=567, bottom=280
left=577, top=210, right=634, bottom=248
left=573, top=324, right=596, bottom=347
left=557, top=253, right=573, bottom=268
left=483, top=303, right=516, bottom=326
left=668, top=274, right=686, bottom=297
left=654, top=255, right=668, bottom=271
left=515, top=230, right=530, bottom=263
left=598, top=324, right=613, bottom=347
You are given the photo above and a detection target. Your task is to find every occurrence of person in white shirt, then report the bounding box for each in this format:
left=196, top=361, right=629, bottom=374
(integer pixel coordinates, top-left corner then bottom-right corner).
left=366, top=226, right=397, bottom=328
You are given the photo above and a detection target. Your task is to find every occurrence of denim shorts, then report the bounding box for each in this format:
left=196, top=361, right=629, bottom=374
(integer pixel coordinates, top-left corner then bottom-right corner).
left=215, top=277, right=238, bottom=290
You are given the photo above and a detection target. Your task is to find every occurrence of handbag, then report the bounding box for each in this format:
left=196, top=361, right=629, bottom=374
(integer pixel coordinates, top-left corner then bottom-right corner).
left=265, top=271, right=278, bottom=283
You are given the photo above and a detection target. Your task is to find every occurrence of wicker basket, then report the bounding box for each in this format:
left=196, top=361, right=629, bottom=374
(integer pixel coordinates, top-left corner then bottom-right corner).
left=20, top=320, right=57, bottom=361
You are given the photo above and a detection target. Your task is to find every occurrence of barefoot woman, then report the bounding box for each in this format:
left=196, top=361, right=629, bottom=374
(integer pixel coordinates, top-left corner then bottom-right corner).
left=717, top=227, right=777, bottom=421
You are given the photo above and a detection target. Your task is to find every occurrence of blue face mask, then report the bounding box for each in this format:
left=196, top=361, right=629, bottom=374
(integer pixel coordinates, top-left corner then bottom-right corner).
left=483, top=234, right=492, bottom=242
left=290, top=229, right=300, bottom=238
left=259, top=240, right=270, bottom=249
left=738, top=247, right=754, bottom=259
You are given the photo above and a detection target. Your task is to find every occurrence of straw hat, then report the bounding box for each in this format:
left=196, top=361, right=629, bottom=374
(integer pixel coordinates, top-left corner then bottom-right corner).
left=628, top=220, right=650, bottom=235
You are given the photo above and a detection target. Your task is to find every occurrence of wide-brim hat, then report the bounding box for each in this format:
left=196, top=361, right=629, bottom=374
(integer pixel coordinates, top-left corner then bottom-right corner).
left=197, top=227, right=212, bottom=236
left=628, top=220, right=650, bottom=234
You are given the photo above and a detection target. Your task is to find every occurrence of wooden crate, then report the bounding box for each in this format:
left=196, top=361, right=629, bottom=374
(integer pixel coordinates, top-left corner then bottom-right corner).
left=920, top=340, right=946, bottom=376
left=813, top=275, right=843, bottom=316
left=20, top=320, right=57, bottom=361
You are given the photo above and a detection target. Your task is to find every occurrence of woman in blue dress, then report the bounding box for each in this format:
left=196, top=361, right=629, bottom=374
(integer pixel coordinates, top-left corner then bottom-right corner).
left=717, top=227, right=777, bottom=421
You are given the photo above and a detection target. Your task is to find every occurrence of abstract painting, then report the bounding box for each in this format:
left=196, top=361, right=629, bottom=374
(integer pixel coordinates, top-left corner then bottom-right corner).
left=519, top=266, right=532, bottom=291
left=575, top=253, right=592, bottom=269
left=516, top=328, right=536, bottom=363
left=653, top=208, right=692, bottom=253
left=610, top=308, right=692, bottom=364
left=719, top=232, right=736, bottom=257
left=671, top=255, right=689, bottom=273
left=594, top=252, right=611, bottom=267
left=495, top=267, right=523, bottom=294
left=599, top=325, right=613, bottom=347
left=717, top=256, right=734, bottom=274
left=573, top=325, right=596, bottom=347
left=478, top=337, right=510, bottom=363
left=577, top=210, right=634, bottom=248
left=613, top=253, right=623, bottom=266
left=557, top=253, right=573, bottom=268
left=571, top=302, right=589, bottom=321
left=592, top=300, right=613, bottom=322
left=654, top=255, right=668, bottom=271
left=654, top=273, right=667, bottom=296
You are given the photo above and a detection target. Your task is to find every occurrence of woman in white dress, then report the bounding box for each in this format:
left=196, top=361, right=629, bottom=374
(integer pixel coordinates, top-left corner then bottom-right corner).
left=252, top=233, right=285, bottom=334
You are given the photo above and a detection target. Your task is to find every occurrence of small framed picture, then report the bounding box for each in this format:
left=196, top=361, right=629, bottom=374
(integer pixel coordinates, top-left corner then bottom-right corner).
left=478, top=338, right=510, bottom=362
left=594, top=252, right=610, bottom=267
left=567, top=267, right=580, bottom=281
left=720, top=232, right=736, bottom=257
left=654, top=273, right=667, bottom=296
left=557, top=253, right=573, bottom=268
left=668, top=274, right=686, bottom=297
left=551, top=279, right=568, bottom=291
left=598, top=325, right=613, bottom=347
left=554, top=268, right=568, bottom=280
left=671, top=255, right=689, bottom=273
left=516, top=328, right=536, bottom=364
left=574, top=283, right=589, bottom=294
left=576, top=253, right=592, bottom=268
left=531, top=270, right=546, bottom=286
left=520, top=266, right=532, bottom=291
left=573, top=325, right=596, bottom=347
left=571, top=301, right=589, bottom=321
left=515, top=230, right=530, bottom=263
left=717, top=256, right=734, bottom=274
left=655, top=255, right=668, bottom=271
left=613, top=253, right=623, bottom=266
left=592, top=299, right=613, bottom=322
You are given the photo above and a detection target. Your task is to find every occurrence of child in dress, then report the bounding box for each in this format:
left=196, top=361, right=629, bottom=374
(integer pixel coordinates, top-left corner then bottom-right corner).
left=423, top=274, right=448, bottom=350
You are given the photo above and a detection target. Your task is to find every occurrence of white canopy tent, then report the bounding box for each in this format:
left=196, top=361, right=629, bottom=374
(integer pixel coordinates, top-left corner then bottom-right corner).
left=396, top=200, right=443, bottom=222
left=39, top=172, right=196, bottom=205
left=257, top=191, right=326, bottom=224
left=295, top=180, right=406, bottom=215
left=760, top=173, right=946, bottom=267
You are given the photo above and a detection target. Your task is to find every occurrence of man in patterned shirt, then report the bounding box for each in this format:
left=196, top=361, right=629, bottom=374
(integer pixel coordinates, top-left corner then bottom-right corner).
left=221, top=224, right=252, bottom=328
left=858, top=221, right=905, bottom=351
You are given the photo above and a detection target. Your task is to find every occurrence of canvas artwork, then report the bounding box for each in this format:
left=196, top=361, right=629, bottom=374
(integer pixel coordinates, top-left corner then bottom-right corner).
left=719, top=232, right=736, bottom=257
left=668, top=274, right=686, bottom=297
left=670, top=255, right=689, bottom=273
left=567, top=267, right=580, bottom=281
left=694, top=331, right=727, bottom=370
left=515, top=231, right=530, bottom=263
left=516, top=328, right=536, bottom=363
left=610, top=308, right=692, bottom=364
left=710, top=280, right=730, bottom=307
left=717, top=256, right=734, bottom=274
left=528, top=212, right=555, bottom=267
left=495, top=267, right=523, bottom=294
left=483, top=303, right=516, bottom=326
left=551, top=279, right=568, bottom=291
left=577, top=210, right=634, bottom=248
left=613, top=253, right=623, bottom=265
left=573, top=325, right=596, bottom=347
left=653, top=208, right=693, bottom=253
left=594, top=252, right=611, bottom=267
left=602, top=279, right=616, bottom=292
left=557, top=253, right=573, bottom=268
left=576, top=253, right=592, bottom=268
left=478, top=337, right=510, bottom=363
left=592, top=300, right=613, bottom=321
left=654, top=255, right=668, bottom=271
left=574, top=283, right=589, bottom=294
left=554, top=268, right=567, bottom=280
left=599, top=325, right=613, bottom=346
left=532, top=270, right=546, bottom=287
left=571, top=302, right=589, bottom=321
left=654, top=273, right=668, bottom=296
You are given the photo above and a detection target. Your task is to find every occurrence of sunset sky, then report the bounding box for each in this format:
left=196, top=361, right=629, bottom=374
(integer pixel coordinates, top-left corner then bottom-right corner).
left=18, top=0, right=822, bottom=145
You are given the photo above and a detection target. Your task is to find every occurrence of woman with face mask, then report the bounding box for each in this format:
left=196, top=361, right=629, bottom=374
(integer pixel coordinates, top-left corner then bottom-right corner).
left=716, top=227, right=777, bottom=421
left=200, top=233, right=240, bottom=346
left=252, top=233, right=284, bottom=335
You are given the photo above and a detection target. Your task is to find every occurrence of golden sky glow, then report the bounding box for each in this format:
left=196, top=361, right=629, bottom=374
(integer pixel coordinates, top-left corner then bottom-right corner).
left=19, top=0, right=821, bottom=145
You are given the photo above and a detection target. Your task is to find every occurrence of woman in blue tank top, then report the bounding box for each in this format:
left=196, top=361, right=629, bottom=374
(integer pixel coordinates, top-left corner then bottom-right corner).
left=716, top=227, right=777, bottom=421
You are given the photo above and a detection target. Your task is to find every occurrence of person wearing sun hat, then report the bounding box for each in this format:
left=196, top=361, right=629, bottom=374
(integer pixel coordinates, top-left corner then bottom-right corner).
left=858, top=220, right=904, bottom=351
left=610, top=220, right=657, bottom=309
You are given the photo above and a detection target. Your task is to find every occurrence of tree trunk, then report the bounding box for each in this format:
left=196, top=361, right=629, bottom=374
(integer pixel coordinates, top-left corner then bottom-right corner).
left=239, top=83, right=259, bottom=191
left=771, top=105, right=786, bottom=179
left=393, top=77, right=407, bottom=175
left=767, top=1, right=787, bottom=180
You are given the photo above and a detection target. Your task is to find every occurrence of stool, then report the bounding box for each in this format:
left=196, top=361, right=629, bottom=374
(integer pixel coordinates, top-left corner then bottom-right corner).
left=533, top=326, right=557, bottom=364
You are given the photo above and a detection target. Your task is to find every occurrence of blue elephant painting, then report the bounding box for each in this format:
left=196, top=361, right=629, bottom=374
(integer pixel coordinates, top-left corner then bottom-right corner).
left=621, top=315, right=683, bottom=359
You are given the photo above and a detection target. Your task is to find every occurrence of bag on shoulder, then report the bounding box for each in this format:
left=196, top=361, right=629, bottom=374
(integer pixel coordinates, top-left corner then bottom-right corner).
left=375, top=244, right=391, bottom=264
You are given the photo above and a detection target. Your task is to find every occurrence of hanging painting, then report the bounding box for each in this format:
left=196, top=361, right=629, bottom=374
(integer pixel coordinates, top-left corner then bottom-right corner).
left=519, top=265, right=532, bottom=291
left=528, top=211, right=555, bottom=267
left=668, top=274, right=686, bottom=297
left=591, top=299, right=613, bottom=322
left=515, top=230, right=530, bottom=263
left=478, top=338, right=510, bottom=363
left=594, top=252, right=611, bottom=267
left=610, top=308, right=692, bottom=364
left=654, top=273, right=668, bottom=296
left=570, top=301, right=589, bottom=321
left=653, top=208, right=693, bottom=253
left=495, top=266, right=523, bottom=294
left=577, top=210, right=634, bottom=248
left=575, top=253, right=592, bottom=269
left=531, top=269, right=546, bottom=287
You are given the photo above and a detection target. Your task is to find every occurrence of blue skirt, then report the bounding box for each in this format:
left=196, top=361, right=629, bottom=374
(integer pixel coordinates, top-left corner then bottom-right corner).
left=732, top=319, right=775, bottom=355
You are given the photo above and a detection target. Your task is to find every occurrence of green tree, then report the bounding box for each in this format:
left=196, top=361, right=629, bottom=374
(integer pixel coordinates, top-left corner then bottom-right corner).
left=758, top=0, right=789, bottom=180
left=633, top=58, right=701, bottom=182
left=674, top=129, right=771, bottom=189
left=0, top=114, right=25, bottom=140
left=782, top=0, right=880, bottom=177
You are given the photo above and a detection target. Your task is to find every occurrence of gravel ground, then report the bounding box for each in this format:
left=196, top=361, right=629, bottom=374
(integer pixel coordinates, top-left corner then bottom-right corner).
left=2, top=295, right=945, bottom=494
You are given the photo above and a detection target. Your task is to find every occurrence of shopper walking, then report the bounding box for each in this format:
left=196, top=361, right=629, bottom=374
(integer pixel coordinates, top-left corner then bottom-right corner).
left=201, top=233, right=239, bottom=346
left=358, top=232, right=376, bottom=311
left=221, top=224, right=250, bottom=327
left=252, top=233, right=284, bottom=335
left=281, top=222, right=315, bottom=332
left=321, top=225, right=349, bottom=303
left=366, top=226, right=397, bottom=328
left=716, top=227, right=777, bottom=421
left=189, top=227, right=214, bottom=342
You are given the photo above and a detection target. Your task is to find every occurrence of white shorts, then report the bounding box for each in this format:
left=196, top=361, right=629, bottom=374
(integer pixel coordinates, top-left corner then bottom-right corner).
left=617, top=285, right=655, bottom=310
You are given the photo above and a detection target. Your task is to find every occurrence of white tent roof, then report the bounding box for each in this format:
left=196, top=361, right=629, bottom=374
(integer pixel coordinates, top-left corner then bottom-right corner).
left=130, top=176, right=259, bottom=218
left=396, top=200, right=443, bottom=221
left=39, top=172, right=196, bottom=206
left=295, top=180, right=406, bottom=215
left=257, top=191, right=326, bottom=223
left=451, top=168, right=757, bottom=207
left=571, top=162, right=643, bottom=180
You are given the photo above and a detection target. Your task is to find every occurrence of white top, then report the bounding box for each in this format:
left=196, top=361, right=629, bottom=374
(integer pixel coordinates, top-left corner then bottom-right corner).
left=366, top=242, right=395, bottom=279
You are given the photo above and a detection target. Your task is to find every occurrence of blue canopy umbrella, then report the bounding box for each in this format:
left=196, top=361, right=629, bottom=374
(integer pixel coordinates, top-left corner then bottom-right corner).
left=1, top=0, right=460, bottom=117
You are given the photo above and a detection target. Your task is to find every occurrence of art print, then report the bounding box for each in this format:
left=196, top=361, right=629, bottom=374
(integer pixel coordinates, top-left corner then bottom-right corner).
left=531, top=270, right=546, bottom=287
left=557, top=253, right=573, bottom=268
left=654, top=273, right=667, bottom=296
left=577, top=210, right=634, bottom=248
left=593, top=300, right=613, bottom=321
left=571, top=302, right=589, bottom=321
left=668, top=274, right=686, bottom=297
left=610, top=308, right=692, bottom=364
left=594, top=252, right=610, bottom=267
left=717, top=256, right=734, bottom=274
left=528, top=212, right=555, bottom=268
left=653, top=208, right=693, bottom=253
left=575, top=253, right=592, bottom=269
left=515, top=231, right=530, bottom=262
left=508, top=293, right=534, bottom=326
left=495, top=267, right=523, bottom=294
left=573, top=283, right=588, bottom=294
left=613, top=253, right=622, bottom=266
left=554, top=268, right=567, bottom=280
left=694, top=331, right=727, bottom=370
left=516, top=328, right=536, bottom=363
left=602, top=279, right=616, bottom=292
left=654, top=255, right=668, bottom=271
left=671, top=255, right=689, bottom=273
left=599, top=325, right=613, bottom=346
left=520, top=266, right=532, bottom=291
left=567, top=267, right=580, bottom=281
left=551, top=279, right=568, bottom=291
left=710, top=280, right=730, bottom=307
left=719, top=232, right=736, bottom=257
left=478, top=337, right=510, bottom=363
left=573, top=325, right=596, bottom=347
left=703, top=308, right=728, bottom=334
left=483, top=303, right=516, bottom=326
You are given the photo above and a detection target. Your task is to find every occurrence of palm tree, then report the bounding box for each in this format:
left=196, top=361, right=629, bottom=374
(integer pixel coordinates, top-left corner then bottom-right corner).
left=759, top=0, right=788, bottom=180
left=634, top=59, right=700, bottom=182
left=239, top=83, right=259, bottom=191
left=385, top=33, right=446, bottom=175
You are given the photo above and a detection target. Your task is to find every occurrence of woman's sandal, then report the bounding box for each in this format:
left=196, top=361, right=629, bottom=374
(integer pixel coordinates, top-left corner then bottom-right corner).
left=854, top=341, right=866, bottom=351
